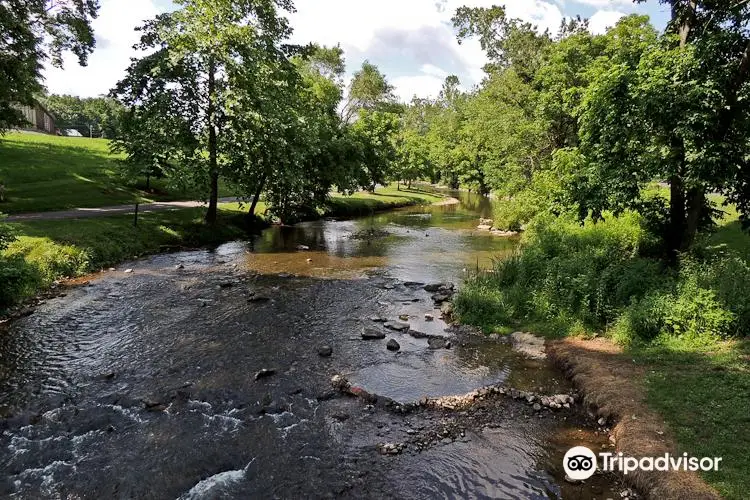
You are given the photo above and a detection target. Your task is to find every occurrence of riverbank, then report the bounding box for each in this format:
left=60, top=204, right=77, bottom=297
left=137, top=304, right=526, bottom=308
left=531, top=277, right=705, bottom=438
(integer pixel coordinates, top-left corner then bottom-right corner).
left=0, top=186, right=443, bottom=314
left=453, top=211, right=750, bottom=499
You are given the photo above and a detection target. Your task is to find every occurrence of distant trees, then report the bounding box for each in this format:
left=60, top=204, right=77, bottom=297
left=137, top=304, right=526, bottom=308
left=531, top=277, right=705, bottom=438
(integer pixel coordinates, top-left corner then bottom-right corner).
left=0, top=0, right=99, bottom=133
left=40, top=95, right=125, bottom=137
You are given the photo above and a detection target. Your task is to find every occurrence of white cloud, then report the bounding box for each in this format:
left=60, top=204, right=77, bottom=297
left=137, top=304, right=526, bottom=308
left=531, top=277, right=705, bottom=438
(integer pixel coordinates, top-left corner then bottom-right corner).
left=573, top=0, right=632, bottom=7
left=42, top=0, right=640, bottom=101
left=393, top=75, right=446, bottom=102
left=589, top=9, right=627, bottom=34
left=420, top=64, right=449, bottom=79
left=289, top=0, right=565, bottom=101
left=43, top=0, right=164, bottom=96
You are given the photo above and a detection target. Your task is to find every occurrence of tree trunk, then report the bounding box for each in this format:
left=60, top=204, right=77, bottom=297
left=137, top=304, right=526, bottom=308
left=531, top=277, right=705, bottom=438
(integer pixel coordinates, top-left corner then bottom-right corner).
left=249, top=172, right=268, bottom=217
left=684, top=186, right=705, bottom=248
left=205, top=57, right=219, bottom=225
left=668, top=174, right=686, bottom=264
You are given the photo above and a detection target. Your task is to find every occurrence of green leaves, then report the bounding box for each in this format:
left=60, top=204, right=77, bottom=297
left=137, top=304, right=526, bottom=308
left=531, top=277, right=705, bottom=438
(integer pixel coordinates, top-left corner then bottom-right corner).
left=0, top=0, right=99, bottom=133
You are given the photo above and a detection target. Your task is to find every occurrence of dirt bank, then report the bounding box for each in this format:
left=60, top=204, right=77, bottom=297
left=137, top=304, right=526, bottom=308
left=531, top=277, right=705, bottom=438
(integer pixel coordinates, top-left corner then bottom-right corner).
left=547, top=337, right=720, bottom=500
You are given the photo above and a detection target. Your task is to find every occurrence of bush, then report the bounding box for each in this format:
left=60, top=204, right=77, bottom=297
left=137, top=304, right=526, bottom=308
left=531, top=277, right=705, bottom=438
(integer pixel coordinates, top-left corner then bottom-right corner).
left=5, top=237, right=90, bottom=286
left=457, top=210, right=750, bottom=345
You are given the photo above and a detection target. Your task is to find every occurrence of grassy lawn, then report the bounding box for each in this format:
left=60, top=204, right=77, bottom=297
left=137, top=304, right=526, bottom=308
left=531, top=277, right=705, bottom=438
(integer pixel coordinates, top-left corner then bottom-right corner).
left=0, top=132, right=231, bottom=214
left=631, top=338, right=750, bottom=500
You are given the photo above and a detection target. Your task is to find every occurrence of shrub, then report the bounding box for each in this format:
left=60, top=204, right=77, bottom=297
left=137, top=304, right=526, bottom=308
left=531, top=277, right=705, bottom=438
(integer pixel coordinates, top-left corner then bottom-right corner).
left=457, top=209, right=749, bottom=345
left=5, top=237, right=91, bottom=286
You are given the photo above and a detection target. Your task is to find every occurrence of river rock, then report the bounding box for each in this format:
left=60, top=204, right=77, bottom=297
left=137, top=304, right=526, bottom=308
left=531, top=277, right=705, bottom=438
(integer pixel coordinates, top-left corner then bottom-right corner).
left=424, top=313, right=434, bottom=321
left=369, top=316, right=387, bottom=322
left=384, top=321, right=410, bottom=332
left=533, top=403, right=542, bottom=411
left=362, top=327, right=386, bottom=339
left=404, top=281, right=425, bottom=287
left=175, top=264, right=185, bottom=270
left=296, top=245, right=310, bottom=251
left=386, top=339, right=400, bottom=351
left=432, top=292, right=453, bottom=304
left=377, top=442, right=406, bottom=456
left=480, top=218, right=494, bottom=226
left=331, top=374, right=350, bottom=391
left=427, top=337, right=450, bottom=349
left=254, top=368, right=276, bottom=381
left=398, top=314, right=410, bottom=321
left=423, top=283, right=444, bottom=292
left=318, top=346, right=333, bottom=357
left=124, top=268, right=134, bottom=273
left=477, top=224, right=493, bottom=231
left=247, top=293, right=271, bottom=303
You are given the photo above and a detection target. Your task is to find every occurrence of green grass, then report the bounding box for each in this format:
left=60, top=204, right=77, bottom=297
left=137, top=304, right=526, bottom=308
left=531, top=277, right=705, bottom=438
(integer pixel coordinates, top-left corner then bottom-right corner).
left=218, top=185, right=444, bottom=219
left=631, top=339, right=750, bottom=500
left=0, top=132, right=231, bottom=214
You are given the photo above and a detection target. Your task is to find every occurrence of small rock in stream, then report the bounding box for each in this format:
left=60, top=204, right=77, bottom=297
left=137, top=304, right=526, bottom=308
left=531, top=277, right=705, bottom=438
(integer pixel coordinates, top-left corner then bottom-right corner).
left=377, top=442, right=406, bottom=456
left=247, top=294, right=271, bottom=303
left=254, top=368, right=276, bottom=381
left=318, top=346, right=333, bottom=357
left=398, top=314, right=410, bottom=321
left=424, top=313, right=434, bottom=321
left=386, top=339, right=401, bottom=351
left=384, top=321, right=410, bottom=332
left=369, top=316, right=387, bottom=322
left=361, top=327, right=386, bottom=340
left=427, top=337, right=451, bottom=349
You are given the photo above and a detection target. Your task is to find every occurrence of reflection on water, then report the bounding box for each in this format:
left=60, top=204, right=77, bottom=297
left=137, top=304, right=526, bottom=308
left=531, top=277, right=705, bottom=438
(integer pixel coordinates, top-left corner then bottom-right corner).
left=240, top=190, right=516, bottom=280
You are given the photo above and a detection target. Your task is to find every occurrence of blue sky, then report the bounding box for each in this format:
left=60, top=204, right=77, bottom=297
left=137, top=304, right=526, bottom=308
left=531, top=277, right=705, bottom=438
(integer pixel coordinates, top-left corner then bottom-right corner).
left=44, top=0, right=671, bottom=102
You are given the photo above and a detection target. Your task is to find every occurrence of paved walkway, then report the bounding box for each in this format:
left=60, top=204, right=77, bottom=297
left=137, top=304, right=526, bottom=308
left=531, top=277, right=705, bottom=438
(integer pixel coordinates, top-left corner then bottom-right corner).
left=5, top=198, right=241, bottom=222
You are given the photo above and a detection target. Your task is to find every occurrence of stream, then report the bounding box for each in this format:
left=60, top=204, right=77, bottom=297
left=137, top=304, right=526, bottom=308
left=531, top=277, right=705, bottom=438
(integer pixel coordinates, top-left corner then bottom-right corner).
left=0, top=190, right=620, bottom=499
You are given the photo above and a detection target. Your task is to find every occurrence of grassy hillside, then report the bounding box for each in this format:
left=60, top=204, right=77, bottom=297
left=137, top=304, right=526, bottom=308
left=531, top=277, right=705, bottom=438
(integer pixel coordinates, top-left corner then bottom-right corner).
left=0, top=132, right=202, bottom=213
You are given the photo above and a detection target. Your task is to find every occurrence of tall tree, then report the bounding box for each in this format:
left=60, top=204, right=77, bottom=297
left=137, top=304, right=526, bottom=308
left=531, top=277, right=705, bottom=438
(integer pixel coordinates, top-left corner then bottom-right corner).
left=112, top=0, right=295, bottom=224
left=340, top=61, right=397, bottom=122
left=572, top=5, right=750, bottom=259
left=0, top=0, right=99, bottom=133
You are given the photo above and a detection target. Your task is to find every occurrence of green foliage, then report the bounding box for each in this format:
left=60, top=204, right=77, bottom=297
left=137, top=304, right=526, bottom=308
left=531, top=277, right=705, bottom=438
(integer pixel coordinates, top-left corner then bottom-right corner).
left=458, top=211, right=750, bottom=345
left=0, top=0, right=98, bottom=133
left=40, top=94, right=125, bottom=138
left=341, top=61, right=397, bottom=122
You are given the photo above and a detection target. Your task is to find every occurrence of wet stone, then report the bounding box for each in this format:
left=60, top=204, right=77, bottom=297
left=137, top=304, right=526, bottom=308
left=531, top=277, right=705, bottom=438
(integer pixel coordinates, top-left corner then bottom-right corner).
left=362, top=327, right=386, bottom=340
left=254, top=368, right=276, bottom=381
left=318, top=346, right=333, bottom=357
left=386, top=339, right=400, bottom=352
left=427, top=337, right=451, bottom=350
left=384, top=321, right=410, bottom=332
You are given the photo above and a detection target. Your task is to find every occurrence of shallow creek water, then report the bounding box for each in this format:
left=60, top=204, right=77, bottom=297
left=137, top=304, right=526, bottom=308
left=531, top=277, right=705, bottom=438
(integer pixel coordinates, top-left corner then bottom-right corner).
left=0, top=191, right=619, bottom=498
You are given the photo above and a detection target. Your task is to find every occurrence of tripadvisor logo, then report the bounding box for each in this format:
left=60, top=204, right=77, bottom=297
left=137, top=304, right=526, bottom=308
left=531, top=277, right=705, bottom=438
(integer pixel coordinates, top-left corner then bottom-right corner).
left=564, top=446, right=598, bottom=480
left=564, top=446, right=723, bottom=480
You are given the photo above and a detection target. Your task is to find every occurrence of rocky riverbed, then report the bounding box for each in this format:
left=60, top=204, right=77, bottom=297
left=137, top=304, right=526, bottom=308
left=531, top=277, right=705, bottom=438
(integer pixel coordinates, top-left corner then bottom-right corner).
left=0, top=196, right=623, bottom=498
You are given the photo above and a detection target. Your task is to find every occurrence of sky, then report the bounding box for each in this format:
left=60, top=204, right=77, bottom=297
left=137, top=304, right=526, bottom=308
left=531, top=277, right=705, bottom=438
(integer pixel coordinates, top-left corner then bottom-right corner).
left=43, top=0, right=671, bottom=103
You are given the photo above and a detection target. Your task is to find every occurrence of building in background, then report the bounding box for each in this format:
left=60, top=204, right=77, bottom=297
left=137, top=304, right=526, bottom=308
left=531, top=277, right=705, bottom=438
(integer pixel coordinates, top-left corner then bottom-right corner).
left=15, top=100, right=56, bottom=134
